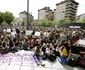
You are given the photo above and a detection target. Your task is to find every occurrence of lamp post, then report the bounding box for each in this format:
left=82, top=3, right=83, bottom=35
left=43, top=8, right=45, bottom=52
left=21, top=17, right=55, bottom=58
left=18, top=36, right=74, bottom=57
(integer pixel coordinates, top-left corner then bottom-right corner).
left=27, top=0, right=30, bottom=26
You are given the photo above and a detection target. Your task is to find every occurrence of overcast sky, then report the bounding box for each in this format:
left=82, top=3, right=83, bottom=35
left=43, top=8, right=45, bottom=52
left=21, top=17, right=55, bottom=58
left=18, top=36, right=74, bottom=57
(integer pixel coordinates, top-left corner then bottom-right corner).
left=0, top=0, right=84, bottom=19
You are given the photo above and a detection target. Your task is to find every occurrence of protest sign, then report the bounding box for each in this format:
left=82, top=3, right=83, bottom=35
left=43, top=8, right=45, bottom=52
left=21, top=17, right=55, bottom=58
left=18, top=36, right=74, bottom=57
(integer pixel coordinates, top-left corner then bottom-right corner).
left=11, top=31, right=16, bottom=36
left=3, top=29, right=6, bottom=32
left=77, top=39, right=85, bottom=46
left=35, top=31, right=40, bottom=36
left=0, top=52, right=35, bottom=66
left=26, top=30, right=33, bottom=35
left=7, top=29, right=11, bottom=33
left=44, top=32, right=49, bottom=37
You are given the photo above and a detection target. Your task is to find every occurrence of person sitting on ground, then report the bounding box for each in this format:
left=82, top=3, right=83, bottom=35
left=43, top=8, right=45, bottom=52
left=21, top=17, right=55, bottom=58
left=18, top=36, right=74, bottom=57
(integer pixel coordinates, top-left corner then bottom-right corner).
left=46, top=43, right=57, bottom=62
left=41, top=43, right=48, bottom=60
left=33, top=46, right=45, bottom=66
left=1, top=40, right=8, bottom=54
left=59, top=43, right=71, bottom=64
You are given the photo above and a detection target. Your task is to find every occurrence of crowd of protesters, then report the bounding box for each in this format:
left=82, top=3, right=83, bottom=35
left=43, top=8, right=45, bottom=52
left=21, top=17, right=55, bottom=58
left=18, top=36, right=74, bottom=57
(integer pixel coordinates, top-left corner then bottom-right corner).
left=0, top=26, right=85, bottom=67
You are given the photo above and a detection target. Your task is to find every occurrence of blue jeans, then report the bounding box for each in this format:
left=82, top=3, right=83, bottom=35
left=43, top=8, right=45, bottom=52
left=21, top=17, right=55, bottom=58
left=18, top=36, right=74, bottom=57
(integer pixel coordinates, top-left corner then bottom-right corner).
left=33, top=54, right=42, bottom=64
left=59, top=55, right=68, bottom=64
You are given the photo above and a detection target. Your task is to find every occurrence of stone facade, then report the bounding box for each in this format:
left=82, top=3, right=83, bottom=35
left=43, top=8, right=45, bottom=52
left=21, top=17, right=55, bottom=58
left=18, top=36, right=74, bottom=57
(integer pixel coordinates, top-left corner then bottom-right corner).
left=19, top=11, right=34, bottom=25
left=54, top=3, right=66, bottom=21
left=38, top=7, right=53, bottom=21
left=54, top=0, right=79, bottom=21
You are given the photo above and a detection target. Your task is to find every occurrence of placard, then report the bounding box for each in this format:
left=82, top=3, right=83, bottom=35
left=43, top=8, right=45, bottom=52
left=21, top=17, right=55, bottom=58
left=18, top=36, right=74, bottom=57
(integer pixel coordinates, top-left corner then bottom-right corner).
left=35, top=31, right=40, bottom=36
left=77, top=39, right=85, bottom=46
left=7, top=29, right=11, bottom=33
left=44, top=32, right=49, bottom=37
left=3, top=29, right=6, bottom=32
left=26, top=30, right=33, bottom=35
left=69, top=26, right=81, bottom=28
left=11, top=31, right=16, bottom=36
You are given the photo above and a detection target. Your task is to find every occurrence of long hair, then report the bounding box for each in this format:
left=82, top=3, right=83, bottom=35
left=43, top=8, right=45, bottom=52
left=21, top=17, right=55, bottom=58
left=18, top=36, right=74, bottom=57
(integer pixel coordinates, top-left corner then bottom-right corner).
left=62, top=43, right=70, bottom=54
left=35, top=46, right=41, bottom=53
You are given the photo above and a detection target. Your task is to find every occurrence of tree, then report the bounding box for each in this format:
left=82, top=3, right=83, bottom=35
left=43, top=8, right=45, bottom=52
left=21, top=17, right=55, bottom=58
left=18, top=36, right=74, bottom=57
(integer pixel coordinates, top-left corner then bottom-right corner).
left=2, top=11, right=15, bottom=24
left=39, top=19, right=48, bottom=26
left=53, top=20, right=61, bottom=26
left=1, top=21, right=8, bottom=26
left=31, top=22, right=37, bottom=26
left=77, top=19, right=85, bottom=23
left=47, top=20, right=53, bottom=26
left=58, top=18, right=72, bottom=26
left=63, top=18, right=72, bottom=24
left=21, top=21, right=24, bottom=26
left=0, top=12, right=3, bottom=24
left=52, top=21, right=57, bottom=26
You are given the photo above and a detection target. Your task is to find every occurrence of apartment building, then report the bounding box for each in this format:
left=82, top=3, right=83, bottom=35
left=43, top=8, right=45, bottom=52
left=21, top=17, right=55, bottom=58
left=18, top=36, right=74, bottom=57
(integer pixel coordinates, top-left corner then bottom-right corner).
left=79, top=13, right=85, bottom=20
left=19, top=11, right=34, bottom=25
left=38, top=7, right=53, bottom=21
left=54, top=0, right=79, bottom=21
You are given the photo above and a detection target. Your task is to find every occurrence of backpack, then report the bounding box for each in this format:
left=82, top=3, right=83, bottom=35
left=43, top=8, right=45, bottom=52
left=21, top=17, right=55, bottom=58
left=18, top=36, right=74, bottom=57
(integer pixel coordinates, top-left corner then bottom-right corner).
left=42, top=53, right=48, bottom=60
left=67, top=53, right=81, bottom=67
left=48, top=54, right=56, bottom=62
left=68, top=58, right=78, bottom=67
left=52, top=50, right=60, bottom=57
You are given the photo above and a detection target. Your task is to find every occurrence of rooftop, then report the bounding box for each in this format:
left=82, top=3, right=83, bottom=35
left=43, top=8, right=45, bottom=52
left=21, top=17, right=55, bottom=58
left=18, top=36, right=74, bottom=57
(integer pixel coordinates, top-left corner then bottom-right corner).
left=19, top=11, right=33, bottom=16
left=56, top=0, right=79, bottom=6
left=38, top=7, right=52, bottom=11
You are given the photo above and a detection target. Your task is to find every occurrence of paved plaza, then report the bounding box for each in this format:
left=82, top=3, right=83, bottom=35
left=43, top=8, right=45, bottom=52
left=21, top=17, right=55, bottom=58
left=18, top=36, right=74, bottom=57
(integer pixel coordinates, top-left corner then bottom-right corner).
left=0, top=50, right=84, bottom=70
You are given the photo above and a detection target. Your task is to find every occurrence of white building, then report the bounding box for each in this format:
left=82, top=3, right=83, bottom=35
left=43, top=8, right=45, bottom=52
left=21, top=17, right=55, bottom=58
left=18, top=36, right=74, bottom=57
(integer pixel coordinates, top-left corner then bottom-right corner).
left=19, top=11, right=34, bottom=25
left=79, top=13, right=85, bottom=20
left=38, top=7, right=53, bottom=21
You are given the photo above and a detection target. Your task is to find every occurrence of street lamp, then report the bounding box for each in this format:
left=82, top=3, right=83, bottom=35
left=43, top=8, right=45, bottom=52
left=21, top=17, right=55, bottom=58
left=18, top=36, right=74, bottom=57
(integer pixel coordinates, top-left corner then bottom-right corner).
left=27, top=0, right=30, bottom=26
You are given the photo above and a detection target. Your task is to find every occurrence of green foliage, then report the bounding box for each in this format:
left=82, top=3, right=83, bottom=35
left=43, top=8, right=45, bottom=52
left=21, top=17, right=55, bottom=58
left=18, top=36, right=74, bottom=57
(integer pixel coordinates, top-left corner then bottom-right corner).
left=47, top=20, right=53, bottom=26
left=39, top=19, right=48, bottom=26
left=31, top=22, right=37, bottom=26
left=2, top=11, right=15, bottom=24
left=77, top=19, right=85, bottom=23
left=52, top=20, right=59, bottom=26
left=0, top=11, right=15, bottom=25
left=38, top=18, right=71, bottom=27
left=63, top=18, right=71, bottom=24
left=58, top=18, right=72, bottom=26
left=0, top=12, right=3, bottom=24
left=21, top=21, right=24, bottom=26
left=39, top=19, right=56, bottom=26
left=1, top=21, right=8, bottom=26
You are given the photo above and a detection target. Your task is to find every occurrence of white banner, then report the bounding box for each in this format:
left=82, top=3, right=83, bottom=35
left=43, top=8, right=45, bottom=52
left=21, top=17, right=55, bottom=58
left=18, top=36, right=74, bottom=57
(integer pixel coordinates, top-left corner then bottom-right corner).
left=11, top=31, right=16, bottom=36
left=7, top=29, right=11, bottom=33
left=69, top=26, right=81, bottom=28
left=26, top=30, right=33, bottom=35
left=35, top=31, right=40, bottom=36
left=77, top=39, right=85, bottom=46
left=44, top=32, right=49, bottom=37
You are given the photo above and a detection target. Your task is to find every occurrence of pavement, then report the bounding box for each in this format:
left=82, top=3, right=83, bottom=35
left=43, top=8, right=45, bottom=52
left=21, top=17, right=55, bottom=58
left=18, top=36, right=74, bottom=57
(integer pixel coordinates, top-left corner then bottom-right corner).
left=0, top=50, right=84, bottom=70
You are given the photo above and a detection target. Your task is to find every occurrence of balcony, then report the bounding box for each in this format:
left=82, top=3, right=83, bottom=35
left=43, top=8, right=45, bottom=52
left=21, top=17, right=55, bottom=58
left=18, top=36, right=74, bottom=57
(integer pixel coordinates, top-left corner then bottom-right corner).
left=65, top=10, right=76, bottom=15
left=66, top=8, right=77, bottom=13
left=65, top=14, right=72, bottom=17
left=66, top=6, right=77, bottom=11
left=66, top=3, right=73, bottom=6
left=75, top=5, right=78, bottom=7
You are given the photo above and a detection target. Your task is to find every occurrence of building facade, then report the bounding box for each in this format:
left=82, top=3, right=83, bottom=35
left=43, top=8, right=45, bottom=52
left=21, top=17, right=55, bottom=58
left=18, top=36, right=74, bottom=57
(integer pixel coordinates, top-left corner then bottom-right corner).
left=12, top=17, right=20, bottom=25
left=19, top=11, right=34, bottom=25
left=54, top=0, right=79, bottom=21
left=79, top=13, right=85, bottom=20
left=38, top=7, right=53, bottom=21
